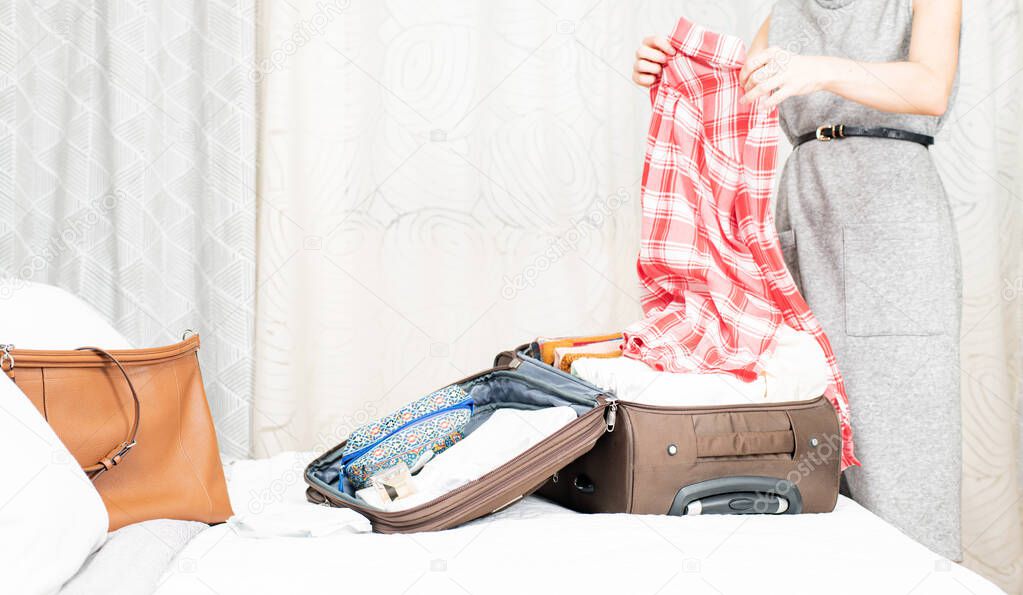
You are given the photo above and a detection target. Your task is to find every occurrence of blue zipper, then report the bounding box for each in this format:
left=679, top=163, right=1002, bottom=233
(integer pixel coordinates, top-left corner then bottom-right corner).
left=341, top=397, right=475, bottom=466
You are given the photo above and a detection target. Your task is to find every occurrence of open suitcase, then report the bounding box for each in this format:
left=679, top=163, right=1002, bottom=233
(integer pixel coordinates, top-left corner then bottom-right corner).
left=305, top=337, right=841, bottom=532
left=305, top=351, right=615, bottom=533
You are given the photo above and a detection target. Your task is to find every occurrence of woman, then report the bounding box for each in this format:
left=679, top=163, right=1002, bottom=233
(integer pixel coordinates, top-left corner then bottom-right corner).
left=632, top=0, right=962, bottom=559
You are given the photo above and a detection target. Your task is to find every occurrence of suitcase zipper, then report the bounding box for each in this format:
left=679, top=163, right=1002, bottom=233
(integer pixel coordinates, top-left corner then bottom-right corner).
left=605, top=398, right=618, bottom=432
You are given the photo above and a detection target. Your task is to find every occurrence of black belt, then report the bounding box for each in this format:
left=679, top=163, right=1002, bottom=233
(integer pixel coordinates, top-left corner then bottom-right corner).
left=793, top=124, right=934, bottom=147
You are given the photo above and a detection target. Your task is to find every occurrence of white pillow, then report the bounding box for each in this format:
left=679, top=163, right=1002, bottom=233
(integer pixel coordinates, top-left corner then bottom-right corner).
left=0, top=281, right=132, bottom=349
left=0, top=376, right=109, bottom=595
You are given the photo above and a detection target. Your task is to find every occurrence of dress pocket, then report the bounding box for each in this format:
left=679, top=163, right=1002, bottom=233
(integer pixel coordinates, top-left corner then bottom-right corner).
left=777, top=229, right=803, bottom=295
left=842, top=223, right=953, bottom=337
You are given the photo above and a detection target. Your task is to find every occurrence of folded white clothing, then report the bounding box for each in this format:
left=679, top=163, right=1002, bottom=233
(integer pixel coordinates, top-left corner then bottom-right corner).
left=757, top=324, right=830, bottom=404
left=572, top=356, right=763, bottom=406
left=571, top=325, right=828, bottom=406
left=227, top=503, right=371, bottom=538
left=359, top=406, right=578, bottom=511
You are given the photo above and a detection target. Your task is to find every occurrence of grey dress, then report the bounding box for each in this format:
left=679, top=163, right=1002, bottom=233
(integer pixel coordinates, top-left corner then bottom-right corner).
left=769, top=0, right=962, bottom=559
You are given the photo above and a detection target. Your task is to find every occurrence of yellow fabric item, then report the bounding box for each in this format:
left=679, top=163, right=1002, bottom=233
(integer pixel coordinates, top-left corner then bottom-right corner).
left=537, top=333, right=622, bottom=365
left=558, top=351, right=621, bottom=373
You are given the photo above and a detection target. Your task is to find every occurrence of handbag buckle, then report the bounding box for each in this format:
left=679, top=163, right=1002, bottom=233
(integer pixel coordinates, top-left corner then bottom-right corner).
left=1, top=344, right=14, bottom=373
left=109, top=441, right=137, bottom=465
left=117, top=440, right=137, bottom=458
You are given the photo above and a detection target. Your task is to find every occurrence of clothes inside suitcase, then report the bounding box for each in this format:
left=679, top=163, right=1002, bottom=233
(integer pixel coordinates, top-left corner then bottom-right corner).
left=500, top=340, right=842, bottom=517
left=305, top=356, right=615, bottom=533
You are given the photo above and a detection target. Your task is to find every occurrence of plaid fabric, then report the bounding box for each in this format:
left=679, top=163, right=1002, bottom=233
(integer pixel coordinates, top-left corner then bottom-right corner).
left=621, top=18, right=857, bottom=469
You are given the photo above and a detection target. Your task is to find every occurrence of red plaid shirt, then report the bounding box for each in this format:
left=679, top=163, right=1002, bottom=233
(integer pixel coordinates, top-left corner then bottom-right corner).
left=621, top=18, right=857, bottom=468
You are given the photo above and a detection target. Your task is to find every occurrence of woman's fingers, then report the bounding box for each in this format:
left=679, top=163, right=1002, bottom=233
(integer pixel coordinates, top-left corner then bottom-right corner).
left=740, top=47, right=781, bottom=87
left=636, top=44, right=670, bottom=65
left=632, top=71, right=657, bottom=87
left=635, top=59, right=663, bottom=76
left=743, top=59, right=777, bottom=92
left=742, top=65, right=765, bottom=92
left=644, top=36, right=676, bottom=59
left=740, top=48, right=778, bottom=85
left=633, top=35, right=674, bottom=87
left=765, top=85, right=796, bottom=109
left=741, top=73, right=785, bottom=104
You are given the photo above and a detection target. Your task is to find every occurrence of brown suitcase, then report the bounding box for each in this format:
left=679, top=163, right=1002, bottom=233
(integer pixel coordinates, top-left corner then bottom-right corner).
left=502, top=342, right=842, bottom=516
left=305, top=340, right=841, bottom=533
left=305, top=353, right=615, bottom=533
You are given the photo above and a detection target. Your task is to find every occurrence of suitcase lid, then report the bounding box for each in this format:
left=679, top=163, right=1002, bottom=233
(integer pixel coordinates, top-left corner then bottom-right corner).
left=304, top=351, right=613, bottom=533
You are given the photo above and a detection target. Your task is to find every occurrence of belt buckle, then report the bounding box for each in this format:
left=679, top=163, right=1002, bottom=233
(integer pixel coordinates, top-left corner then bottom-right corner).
left=816, top=124, right=835, bottom=142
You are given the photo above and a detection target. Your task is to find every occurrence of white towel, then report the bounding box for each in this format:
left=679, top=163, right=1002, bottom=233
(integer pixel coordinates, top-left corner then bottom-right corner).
left=360, top=406, right=578, bottom=511
left=571, top=325, right=828, bottom=406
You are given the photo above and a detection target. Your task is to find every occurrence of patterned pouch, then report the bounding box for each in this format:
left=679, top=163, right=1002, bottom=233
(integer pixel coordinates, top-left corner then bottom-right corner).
left=341, top=385, right=473, bottom=490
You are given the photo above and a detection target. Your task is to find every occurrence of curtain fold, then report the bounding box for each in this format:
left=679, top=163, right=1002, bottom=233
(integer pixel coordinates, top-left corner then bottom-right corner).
left=0, top=0, right=257, bottom=458
left=256, top=0, right=1022, bottom=591
left=935, top=1, right=1023, bottom=588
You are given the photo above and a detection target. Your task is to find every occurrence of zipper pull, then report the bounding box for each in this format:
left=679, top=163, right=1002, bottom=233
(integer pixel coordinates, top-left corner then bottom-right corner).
left=1, top=344, right=14, bottom=374
left=605, top=398, right=618, bottom=432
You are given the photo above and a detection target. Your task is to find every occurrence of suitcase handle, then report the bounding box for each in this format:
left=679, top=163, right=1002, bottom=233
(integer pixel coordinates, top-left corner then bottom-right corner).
left=572, top=474, right=596, bottom=494
left=668, top=476, right=803, bottom=516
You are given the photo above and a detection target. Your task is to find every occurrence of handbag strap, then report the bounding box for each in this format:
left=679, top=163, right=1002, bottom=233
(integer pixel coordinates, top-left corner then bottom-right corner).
left=75, top=347, right=141, bottom=480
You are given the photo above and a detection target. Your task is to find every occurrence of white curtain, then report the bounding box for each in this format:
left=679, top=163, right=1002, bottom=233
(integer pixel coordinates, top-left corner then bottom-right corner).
left=955, top=0, right=1023, bottom=588
left=936, top=1, right=1023, bottom=589
left=254, top=0, right=1022, bottom=591
left=0, top=0, right=257, bottom=458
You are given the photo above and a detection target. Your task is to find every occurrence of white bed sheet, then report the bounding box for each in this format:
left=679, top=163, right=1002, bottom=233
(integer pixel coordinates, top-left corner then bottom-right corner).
left=155, top=452, right=1002, bottom=595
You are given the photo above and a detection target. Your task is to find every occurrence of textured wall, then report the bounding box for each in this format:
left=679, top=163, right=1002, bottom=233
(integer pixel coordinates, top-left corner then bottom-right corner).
left=0, top=0, right=257, bottom=458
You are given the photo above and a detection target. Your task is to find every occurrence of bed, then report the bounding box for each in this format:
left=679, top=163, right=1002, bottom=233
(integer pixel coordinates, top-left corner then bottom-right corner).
left=4, top=284, right=997, bottom=594
left=134, top=452, right=1000, bottom=595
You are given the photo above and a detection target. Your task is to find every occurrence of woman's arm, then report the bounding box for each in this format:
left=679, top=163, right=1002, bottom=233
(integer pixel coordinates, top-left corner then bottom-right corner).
left=749, top=15, right=770, bottom=57
left=739, top=0, right=961, bottom=116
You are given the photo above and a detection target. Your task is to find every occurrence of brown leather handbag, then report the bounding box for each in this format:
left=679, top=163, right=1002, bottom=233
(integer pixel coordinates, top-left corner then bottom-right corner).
left=1, top=334, right=233, bottom=530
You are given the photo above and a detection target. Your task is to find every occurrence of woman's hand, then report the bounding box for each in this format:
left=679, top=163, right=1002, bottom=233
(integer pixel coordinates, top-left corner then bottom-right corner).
left=739, top=47, right=837, bottom=108
left=632, top=36, right=676, bottom=87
